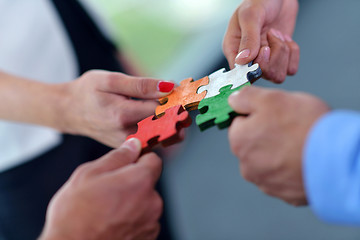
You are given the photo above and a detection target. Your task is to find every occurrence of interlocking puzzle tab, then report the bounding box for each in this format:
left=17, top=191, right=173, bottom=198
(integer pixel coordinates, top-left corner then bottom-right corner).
left=127, top=105, right=192, bottom=153
left=155, top=76, right=209, bottom=117
left=196, top=83, right=250, bottom=131
left=127, top=62, right=262, bottom=152
left=197, top=63, right=261, bottom=99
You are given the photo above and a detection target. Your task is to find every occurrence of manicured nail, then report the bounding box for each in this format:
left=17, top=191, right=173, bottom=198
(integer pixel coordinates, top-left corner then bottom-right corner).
left=121, top=138, right=141, bottom=153
left=270, top=29, right=284, bottom=41
left=263, top=46, right=270, bottom=62
left=284, top=34, right=292, bottom=42
left=157, top=81, right=175, bottom=93
left=276, top=30, right=285, bottom=41
left=235, top=49, right=250, bottom=61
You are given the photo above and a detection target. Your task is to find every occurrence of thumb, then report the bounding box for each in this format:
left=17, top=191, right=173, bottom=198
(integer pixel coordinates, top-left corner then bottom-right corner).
left=235, top=16, right=262, bottom=65
left=91, top=138, right=142, bottom=174
left=228, top=86, right=262, bottom=114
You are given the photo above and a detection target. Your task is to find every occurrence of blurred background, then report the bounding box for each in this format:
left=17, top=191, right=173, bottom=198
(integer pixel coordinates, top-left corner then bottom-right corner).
left=87, top=0, right=360, bottom=239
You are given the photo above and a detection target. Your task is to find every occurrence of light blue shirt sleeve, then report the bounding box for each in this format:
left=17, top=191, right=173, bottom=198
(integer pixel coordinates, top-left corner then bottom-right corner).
left=304, top=110, right=360, bottom=225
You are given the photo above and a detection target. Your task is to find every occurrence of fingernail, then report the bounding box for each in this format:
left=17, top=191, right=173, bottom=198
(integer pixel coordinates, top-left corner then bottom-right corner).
left=276, top=30, right=285, bottom=41
left=263, top=46, right=270, bottom=62
left=235, top=49, right=250, bottom=61
left=270, top=29, right=284, bottom=41
left=157, top=81, right=175, bottom=93
left=121, top=138, right=141, bottom=153
left=229, top=91, right=241, bottom=103
left=284, top=34, right=292, bottom=42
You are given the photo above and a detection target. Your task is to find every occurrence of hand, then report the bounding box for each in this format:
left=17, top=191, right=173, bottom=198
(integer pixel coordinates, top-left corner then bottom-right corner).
left=227, top=86, right=330, bottom=206
left=39, top=138, right=163, bottom=240
left=223, top=0, right=300, bottom=83
left=61, top=70, right=174, bottom=147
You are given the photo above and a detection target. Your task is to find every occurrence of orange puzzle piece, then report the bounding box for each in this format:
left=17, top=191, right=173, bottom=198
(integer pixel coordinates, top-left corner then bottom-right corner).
left=155, top=76, right=209, bottom=116
left=127, top=105, right=192, bottom=153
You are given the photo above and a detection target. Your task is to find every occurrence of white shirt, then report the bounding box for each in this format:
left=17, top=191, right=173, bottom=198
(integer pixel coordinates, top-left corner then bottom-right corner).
left=0, top=0, right=109, bottom=171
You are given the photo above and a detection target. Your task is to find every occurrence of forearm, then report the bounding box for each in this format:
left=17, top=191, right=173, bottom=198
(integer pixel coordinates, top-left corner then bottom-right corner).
left=304, top=110, right=360, bottom=224
left=0, top=71, right=70, bottom=132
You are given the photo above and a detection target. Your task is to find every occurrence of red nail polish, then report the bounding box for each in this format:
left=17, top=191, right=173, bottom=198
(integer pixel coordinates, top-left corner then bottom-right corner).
left=158, top=81, right=175, bottom=92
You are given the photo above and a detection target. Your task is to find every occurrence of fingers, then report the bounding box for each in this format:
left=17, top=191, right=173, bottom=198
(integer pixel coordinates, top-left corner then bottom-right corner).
left=255, top=29, right=300, bottom=83
left=94, top=71, right=175, bottom=99
left=228, top=115, right=248, bottom=156
left=228, top=86, right=267, bottom=115
left=235, top=12, right=262, bottom=65
left=90, top=138, right=142, bottom=174
left=223, top=11, right=243, bottom=68
left=223, top=6, right=263, bottom=68
left=285, top=36, right=300, bottom=75
left=119, top=100, right=158, bottom=128
left=136, top=153, right=163, bottom=185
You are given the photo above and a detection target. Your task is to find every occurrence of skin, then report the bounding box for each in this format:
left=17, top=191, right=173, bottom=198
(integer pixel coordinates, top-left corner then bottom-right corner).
left=39, top=138, right=163, bottom=240
left=0, top=70, right=174, bottom=147
left=223, top=0, right=300, bottom=83
left=228, top=86, right=330, bottom=206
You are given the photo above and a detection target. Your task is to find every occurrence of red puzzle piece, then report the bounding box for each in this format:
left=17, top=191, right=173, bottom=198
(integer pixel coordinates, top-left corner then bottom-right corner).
left=127, top=105, right=192, bottom=153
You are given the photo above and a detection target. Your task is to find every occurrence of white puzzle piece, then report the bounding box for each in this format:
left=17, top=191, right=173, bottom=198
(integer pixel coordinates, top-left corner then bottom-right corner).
left=197, top=63, right=261, bottom=99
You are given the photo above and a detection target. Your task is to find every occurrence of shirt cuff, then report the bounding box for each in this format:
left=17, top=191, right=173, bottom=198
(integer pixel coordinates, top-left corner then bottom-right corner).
left=304, top=110, right=360, bottom=225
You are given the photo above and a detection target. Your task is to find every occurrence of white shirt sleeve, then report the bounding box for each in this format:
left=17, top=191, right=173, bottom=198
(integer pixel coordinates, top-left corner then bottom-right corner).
left=0, top=0, right=77, bottom=171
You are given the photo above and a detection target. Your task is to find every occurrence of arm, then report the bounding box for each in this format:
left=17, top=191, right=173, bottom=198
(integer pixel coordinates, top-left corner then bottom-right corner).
left=228, top=86, right=360, bottom=224
left=0, top=70, right=174, bottom=147
left=0, top=71, right=68, bottom=131
left=305, top=110, right=360, bottom=224
left=227, top=86, right=329, bottom=206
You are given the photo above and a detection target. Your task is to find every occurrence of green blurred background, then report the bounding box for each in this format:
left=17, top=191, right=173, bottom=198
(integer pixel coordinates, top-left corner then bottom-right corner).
left=87, top=0, right=239, bottom=76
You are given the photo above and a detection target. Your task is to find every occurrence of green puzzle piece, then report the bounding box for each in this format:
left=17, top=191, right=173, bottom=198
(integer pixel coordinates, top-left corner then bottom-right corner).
left=196, top=82, right=250, bottom=131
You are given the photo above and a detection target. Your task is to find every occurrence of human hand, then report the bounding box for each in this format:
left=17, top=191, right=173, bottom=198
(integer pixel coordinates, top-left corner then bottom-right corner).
left=60, top=70, right=174, bottom=147
left=223, top=0, right=300, bottom=83
left=39, top=138, right=163, bottom=240
left=227, top=86, right=330, bottom=206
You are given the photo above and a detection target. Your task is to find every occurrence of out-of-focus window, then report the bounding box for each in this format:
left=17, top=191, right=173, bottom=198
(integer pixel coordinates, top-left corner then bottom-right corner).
left=88, top=0, right=241, bottom=78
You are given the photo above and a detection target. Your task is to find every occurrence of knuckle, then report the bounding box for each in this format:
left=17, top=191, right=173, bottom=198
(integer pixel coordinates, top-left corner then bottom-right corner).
left=292, top=43, right=300, bottom=54
left=116, top=111, right=129, bottom=127
left=261, top=187, right=276, bottom=197
left=281, top=42, right=290, bottom=53
left=82, top=69, right=100, bottom=78
left=103, top=72, right=126, bottom=90
left=73, top=162, right=93, bottom=179
left=228, top=122, right=245, bottom=154
left=289, top=200, right=303, bottom=207
left=240, top=165, right=255, bottom=183
left=152, top=194, right=164, bottom=218
left=136, top=78, right=152, bottom=96
left=264, top=69, right=279, bottom=83
left=274, top=73, right=287, bottom=83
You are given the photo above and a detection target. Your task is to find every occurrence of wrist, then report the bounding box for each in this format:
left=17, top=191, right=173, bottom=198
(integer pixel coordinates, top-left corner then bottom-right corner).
left=48, top=82, right=75, bottom=134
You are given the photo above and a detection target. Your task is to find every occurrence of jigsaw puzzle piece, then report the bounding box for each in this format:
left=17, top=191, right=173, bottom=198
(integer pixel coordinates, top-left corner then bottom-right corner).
left=196, top=83, right=250, bottom=131
left=127, top=105, right=192, bottom=153
left=197, top=62, right=261, bottom=99
left=155, top=76, right=209, bottom=116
